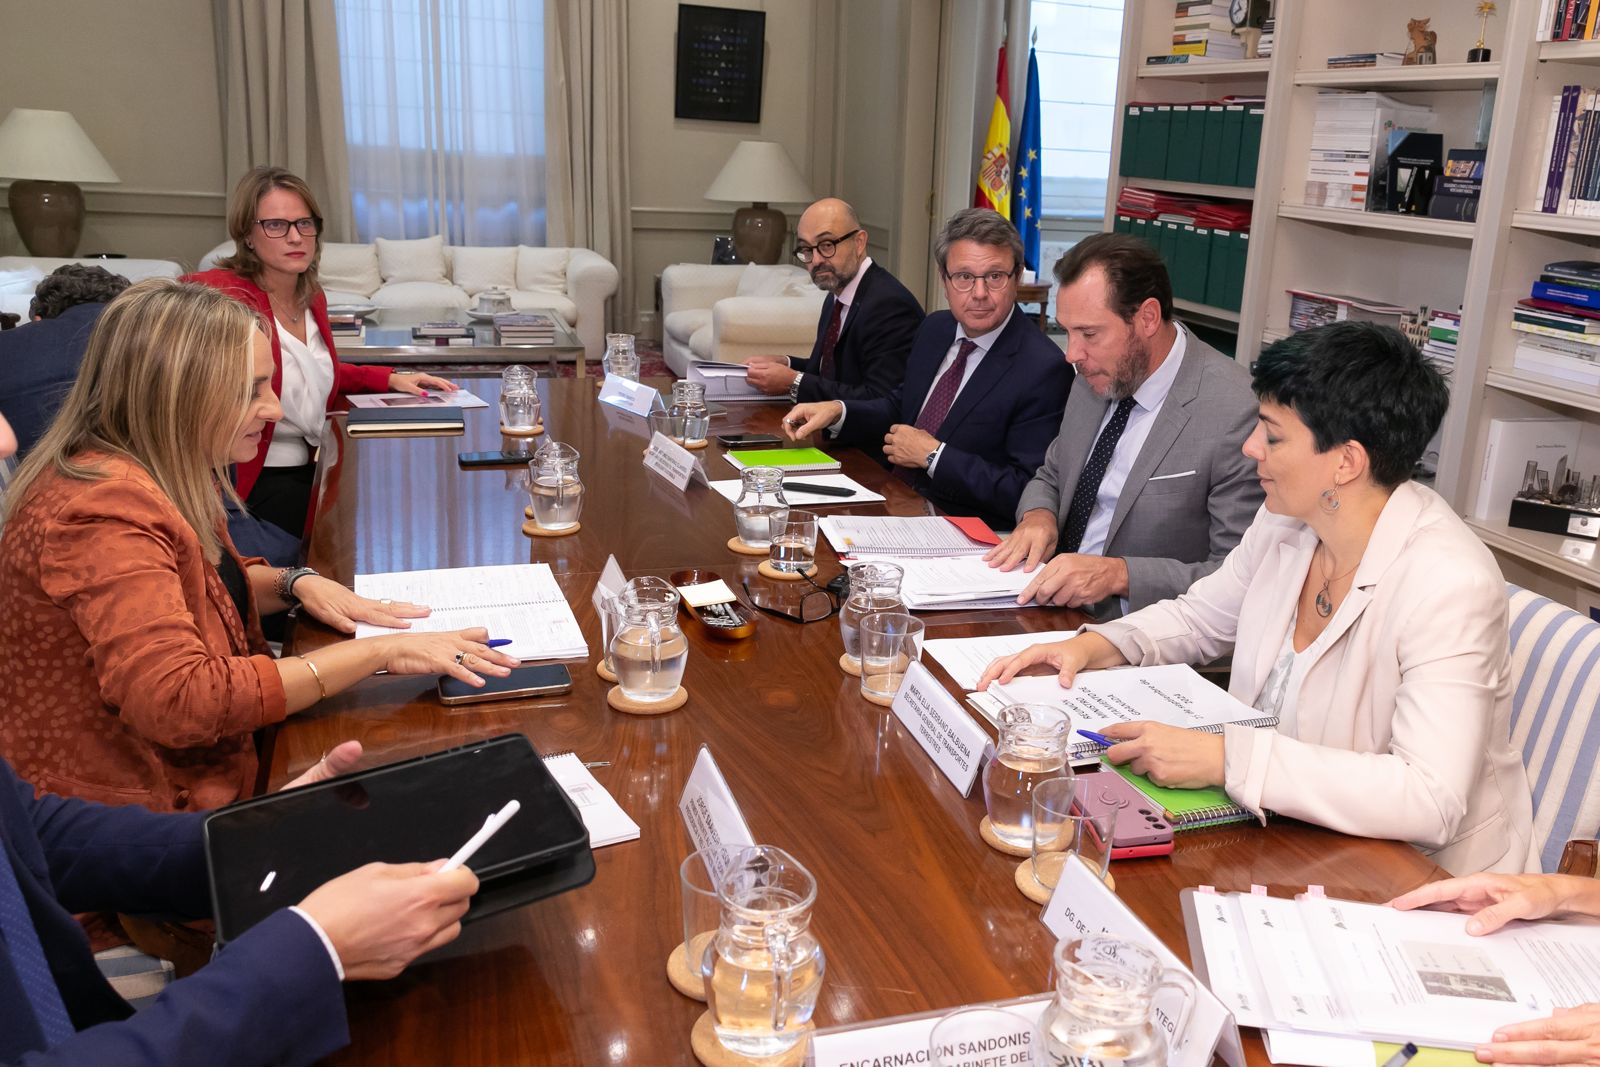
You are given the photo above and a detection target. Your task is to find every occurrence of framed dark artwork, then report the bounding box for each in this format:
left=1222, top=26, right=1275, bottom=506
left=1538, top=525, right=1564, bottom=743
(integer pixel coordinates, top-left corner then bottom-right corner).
left=675, top=5, right=765, bottom=124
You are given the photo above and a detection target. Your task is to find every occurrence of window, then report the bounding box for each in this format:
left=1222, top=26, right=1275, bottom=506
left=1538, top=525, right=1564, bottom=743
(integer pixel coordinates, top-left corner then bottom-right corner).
left=1031, top=0, right=1125, bottom=220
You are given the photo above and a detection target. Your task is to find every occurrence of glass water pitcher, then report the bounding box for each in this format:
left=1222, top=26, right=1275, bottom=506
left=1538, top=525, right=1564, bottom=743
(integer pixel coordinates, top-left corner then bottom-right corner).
left=981, top=703, right=1072, bottom=848
left=527, top=442, right=582, bottom=530
left=731, top=466, right=789, bottom=548
left=609, top=582, right=687, bottom=702
left=669, top=380, right=710, bottom=446
left=839, top=561, right=905, bottom=672
left=1037, top=935, right=1195, bottom=1067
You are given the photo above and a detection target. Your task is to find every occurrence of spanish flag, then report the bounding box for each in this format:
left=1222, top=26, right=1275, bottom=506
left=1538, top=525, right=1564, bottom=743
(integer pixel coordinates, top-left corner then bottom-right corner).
left=974, top=43, right=1011, bottom=220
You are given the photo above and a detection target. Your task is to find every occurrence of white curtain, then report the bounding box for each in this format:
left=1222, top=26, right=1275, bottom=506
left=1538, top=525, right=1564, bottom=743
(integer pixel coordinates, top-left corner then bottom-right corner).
left=332, top=0, right=547, bottom=246
left=544, top=0, right=631, bottom=329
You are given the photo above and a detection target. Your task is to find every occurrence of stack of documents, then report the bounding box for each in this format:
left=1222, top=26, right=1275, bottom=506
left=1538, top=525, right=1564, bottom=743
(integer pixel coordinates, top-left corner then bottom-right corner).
left=925, top=630, right=1082, bottom=690
left=819, top=515, right=997, bottom=558
left=687, top=360, right=775, bottom=402
left=896, top=557, right=1034, bottom=610
left=353, top=564, right=587, bottom=662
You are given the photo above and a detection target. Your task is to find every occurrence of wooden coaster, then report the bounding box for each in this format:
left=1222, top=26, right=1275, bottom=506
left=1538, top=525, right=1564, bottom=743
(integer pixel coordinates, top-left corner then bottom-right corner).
left=978, top=816, right=1033, bottom=857
left=727, top=536, right=770, bottom=556
left=500, top=423, right=544, bottom=437
left=607, top=685, right=688, bottom=715
left=860, top=686, right=897, bottom=708
left=1014, top=855, right=1115, bottom=902
left=595, top=660, right=618, bottom=683
left=691, top=1010, right=812, bottom=1067
left=838, top=653, right=861, bottom=677
left=757, top=560, right=817, bottom=581
left=666, top=932, right=714, bottom=1001
left=523, top=519, right=581, bottom=537
left=684, top=439, right=709, bottom=451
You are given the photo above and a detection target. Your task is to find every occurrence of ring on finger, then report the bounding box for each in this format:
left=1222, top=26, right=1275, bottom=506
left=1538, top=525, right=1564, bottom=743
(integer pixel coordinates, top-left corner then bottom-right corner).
left=454, top=651, right=470, bottom=666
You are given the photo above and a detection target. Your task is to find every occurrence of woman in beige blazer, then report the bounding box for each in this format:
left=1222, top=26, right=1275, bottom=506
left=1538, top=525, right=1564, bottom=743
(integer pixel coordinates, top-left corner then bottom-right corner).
left=980, top=322, right=1535, bottom=875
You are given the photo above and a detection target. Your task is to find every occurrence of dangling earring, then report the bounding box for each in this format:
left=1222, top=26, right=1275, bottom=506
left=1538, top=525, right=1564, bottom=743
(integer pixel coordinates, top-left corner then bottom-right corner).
left=245, top=242, right=254, bottom=251
left=1319, top=486, right=1341, bottom=514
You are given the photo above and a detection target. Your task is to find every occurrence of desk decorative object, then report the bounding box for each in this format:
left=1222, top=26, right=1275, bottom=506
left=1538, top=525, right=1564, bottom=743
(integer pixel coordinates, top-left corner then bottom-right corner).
left=1401, top=16, right=1437, bottom=65
left=1509, top=456, right=1600, bottom=539
left=1468, top=1, right=1495, bottom=62
left=277, top=378, right=1449, bottom=1067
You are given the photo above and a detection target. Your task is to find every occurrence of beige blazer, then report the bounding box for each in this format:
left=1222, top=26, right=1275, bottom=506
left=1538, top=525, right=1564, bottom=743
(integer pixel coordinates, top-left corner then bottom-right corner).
left=1089, top=481, right=1536, bottom=875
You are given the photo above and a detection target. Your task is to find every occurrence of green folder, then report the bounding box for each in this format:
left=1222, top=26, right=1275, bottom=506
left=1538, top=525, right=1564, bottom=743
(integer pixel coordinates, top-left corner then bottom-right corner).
left=1114, top=213, right=1134, bottom=234
left=725, top=447, right=839, bottom=472
left=1168, top=105, right=1196, bottom=182
left=1218, top=105, right=1245, bottom=186
left=1205, top=229, right=1232, bottom=308
left=1158, top=221, right=1182, bottom=277
left=1105, top=761, right=1254, bottom=829
left=1198, top=104, right=1226, bottom=185
left=1227, top=230, right=1249, bottom=312
left=1142, top=105, right=1172, bottom=178
left=1239, top=106, right=1265, bottom=188
left=1131, top=216, right=1153, bottom=249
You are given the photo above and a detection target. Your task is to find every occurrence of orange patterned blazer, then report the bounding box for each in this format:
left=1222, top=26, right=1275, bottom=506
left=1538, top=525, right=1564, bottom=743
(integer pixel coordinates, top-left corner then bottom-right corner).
left=0, top=453, right=287, bottom=812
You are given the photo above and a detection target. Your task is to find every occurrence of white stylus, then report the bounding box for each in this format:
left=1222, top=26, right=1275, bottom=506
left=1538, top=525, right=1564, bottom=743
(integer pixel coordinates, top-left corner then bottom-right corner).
left=439, top=799, right=521, bottom=872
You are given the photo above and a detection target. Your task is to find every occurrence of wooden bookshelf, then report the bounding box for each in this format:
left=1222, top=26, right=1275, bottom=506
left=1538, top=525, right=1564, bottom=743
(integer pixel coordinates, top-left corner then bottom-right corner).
left=1276, top=203, right=1477, bottom=240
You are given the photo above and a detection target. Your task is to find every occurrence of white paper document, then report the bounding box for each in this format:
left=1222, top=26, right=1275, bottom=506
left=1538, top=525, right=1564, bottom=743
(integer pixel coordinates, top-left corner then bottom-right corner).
left=1185, top=890, right=1600, bottom=1049
left=542, top=753, right=640, bottom=847
left=819, top=515, right=990, bottom=557
left=896, top=556, right=1037, bottom=610
left=353, top=563, right=587, bottom=661
left=686, top=359, right=783, bottom=402
left=989, top=664, right=1276, bottom=758
left=345, top=391, right=490, bottom=410
left=924, top=630, right=1082, bottom=690
left=706, top=474, right=885, bottom=508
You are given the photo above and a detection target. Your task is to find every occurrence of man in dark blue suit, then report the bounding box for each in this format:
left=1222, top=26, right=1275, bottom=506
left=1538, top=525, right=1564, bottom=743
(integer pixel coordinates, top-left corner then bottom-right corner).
left=744, top=198, right=924, bottom=404
left=0, top=264, right=130, bottom=458
left=783, top=208, right=1072, bottom=530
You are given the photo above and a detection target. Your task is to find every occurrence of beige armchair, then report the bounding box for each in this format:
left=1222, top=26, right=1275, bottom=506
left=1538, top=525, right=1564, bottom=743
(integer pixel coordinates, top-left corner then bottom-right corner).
left=660, top=263, right=824, bottom=376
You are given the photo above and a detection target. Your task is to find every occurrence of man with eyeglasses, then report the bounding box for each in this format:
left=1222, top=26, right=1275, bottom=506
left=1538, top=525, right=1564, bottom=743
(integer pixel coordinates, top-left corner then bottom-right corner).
left=744, top=198, right=923, bottom=404
left=983, top=232, right=1261, bottom=619
left=783, top=208, right=1071, bottom=531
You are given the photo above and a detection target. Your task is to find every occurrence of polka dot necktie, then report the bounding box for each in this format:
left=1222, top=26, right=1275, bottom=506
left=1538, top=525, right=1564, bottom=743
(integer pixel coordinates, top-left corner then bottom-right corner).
left=0, top=843, right=74, bottom=1047
left=1060, top=396, right=1137, bottom=554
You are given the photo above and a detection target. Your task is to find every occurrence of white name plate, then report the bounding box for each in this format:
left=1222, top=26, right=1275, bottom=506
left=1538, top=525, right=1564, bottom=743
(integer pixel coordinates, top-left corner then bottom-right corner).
left=807, top=995, right=1049, bottom=1067
left=644, top=431, right=708, bottom=491
left=598, top=374, right=663, bottom=416
left=1042, top=855, right=1241, bottom=1067
left=591, top=554, right=626, bottom=618
left=679, top=745, right=755, bottom=880
left=890, top=660, right=993, bottom=797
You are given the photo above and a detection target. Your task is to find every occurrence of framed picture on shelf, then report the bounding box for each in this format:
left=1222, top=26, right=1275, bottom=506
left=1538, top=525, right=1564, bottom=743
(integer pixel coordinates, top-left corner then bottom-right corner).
left=674, top=5, right=765, bottom=124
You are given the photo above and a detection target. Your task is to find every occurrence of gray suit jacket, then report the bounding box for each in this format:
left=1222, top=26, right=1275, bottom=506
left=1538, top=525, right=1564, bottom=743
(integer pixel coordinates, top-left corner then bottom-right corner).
left=1016, top=332, right=1262, bottom=619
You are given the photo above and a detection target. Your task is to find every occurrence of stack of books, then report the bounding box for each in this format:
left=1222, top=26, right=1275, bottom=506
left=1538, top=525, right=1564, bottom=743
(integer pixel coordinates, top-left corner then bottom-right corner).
left=1538, top=0, right=1600, bottom=42
left=494, top=312, right=557, bottom=345
left=1257, top=16, right=1275, bottom=57
left=1325, top=52, right=1404, bottom=68
left=1286, top=289, right=1411, bottom=332
left=1303, top=91, right=1436, bottom=211
left=1429, top=148, right=1486, bottom=222
left=1533, top=85, right=1600, bottom=215
left=327, top=312, right=366, bottom=347
left=1421, top=309, right=1461, bottom=375
left=410, top=321, right=473, bottom=347
left=1512, top=260, right=1600, bottom=386
left=1170, top=0, right=1243, bottom=59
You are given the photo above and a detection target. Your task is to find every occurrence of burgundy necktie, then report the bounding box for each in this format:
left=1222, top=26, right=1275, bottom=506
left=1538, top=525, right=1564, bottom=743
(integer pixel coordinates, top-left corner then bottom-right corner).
left=817, top=299, right=844, bottom=379
left=894, top=338, right=977, bottom=484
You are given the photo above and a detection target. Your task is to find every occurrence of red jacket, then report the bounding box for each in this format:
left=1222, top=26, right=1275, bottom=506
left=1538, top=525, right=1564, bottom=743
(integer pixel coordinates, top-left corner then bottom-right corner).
left=183, top=269, right=392, bottom=498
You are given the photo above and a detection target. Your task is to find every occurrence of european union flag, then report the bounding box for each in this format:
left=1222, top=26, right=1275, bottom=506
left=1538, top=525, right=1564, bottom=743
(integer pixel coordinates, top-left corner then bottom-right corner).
left=1013, top=44, right=1042, bottom=272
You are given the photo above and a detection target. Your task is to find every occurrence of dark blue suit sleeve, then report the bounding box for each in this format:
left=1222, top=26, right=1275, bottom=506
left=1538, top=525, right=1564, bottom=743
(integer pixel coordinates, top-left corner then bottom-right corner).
left=9, top=909, right=349, bottom=1067
left=797, top=289, right=924, bottom=405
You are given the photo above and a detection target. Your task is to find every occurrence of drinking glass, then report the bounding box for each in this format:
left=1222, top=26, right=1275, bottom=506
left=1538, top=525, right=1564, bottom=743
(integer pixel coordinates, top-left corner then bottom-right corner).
left=677, top=846, right=754, bottom=999
left=648, top=410, right=687, bottom=445
left=769, top=510, right=818, bottom=574
left=1028, top=776, right=1114, bottom=894
left=731, top=466, right=789, bottom=549
left=982, top=705, right=1072, bottom=849
left=859, top=611, right=924, bottom=703
left=928, top=1007, right=1037, bottom=1067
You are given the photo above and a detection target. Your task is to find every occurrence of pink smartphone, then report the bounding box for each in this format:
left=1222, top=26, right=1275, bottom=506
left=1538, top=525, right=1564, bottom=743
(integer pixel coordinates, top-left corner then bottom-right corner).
left=1073, top=772, right=1175, bottom=859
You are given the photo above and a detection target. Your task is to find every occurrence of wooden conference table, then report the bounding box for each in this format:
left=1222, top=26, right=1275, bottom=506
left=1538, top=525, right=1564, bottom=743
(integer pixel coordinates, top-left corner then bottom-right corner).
left=277, top=378, right=1442, bottom=1066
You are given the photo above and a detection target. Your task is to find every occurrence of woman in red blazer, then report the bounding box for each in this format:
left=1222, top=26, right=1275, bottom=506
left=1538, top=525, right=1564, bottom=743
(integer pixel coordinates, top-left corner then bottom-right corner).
left=186, top=166, right=457, bottom=537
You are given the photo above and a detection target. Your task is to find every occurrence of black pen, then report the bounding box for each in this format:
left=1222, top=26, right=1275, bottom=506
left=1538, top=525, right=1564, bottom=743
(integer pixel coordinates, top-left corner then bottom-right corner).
left=784, top=481, right=855, bottom=497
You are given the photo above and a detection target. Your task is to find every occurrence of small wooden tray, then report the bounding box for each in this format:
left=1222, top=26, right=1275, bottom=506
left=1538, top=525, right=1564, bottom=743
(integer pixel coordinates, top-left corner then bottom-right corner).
left=670, top=569, right=757, bottom=640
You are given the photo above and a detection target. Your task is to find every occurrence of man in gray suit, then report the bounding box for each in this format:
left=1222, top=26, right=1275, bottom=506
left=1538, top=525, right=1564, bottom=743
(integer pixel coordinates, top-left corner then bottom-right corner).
left=984, top=233, right=1262, bottom=618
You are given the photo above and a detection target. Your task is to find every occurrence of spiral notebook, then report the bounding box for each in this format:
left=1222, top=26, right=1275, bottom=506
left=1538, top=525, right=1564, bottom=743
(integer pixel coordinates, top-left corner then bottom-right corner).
left=1105, top=762, right=1254, bottom=829
left=353, top=563, right=587, bottom=661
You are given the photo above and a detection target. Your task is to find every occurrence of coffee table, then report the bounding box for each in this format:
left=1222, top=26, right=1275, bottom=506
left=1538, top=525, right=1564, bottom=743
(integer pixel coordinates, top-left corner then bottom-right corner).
left=335, top=306, right=586, bottom=377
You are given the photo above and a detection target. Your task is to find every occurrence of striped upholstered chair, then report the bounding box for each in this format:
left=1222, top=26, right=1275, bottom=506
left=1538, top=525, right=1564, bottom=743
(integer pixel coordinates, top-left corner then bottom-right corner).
left=1506, top=585, right=1600, bottom=874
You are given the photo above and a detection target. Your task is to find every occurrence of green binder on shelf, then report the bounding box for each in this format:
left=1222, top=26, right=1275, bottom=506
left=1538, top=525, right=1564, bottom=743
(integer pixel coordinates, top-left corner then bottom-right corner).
left=1141, top=104, right=1172, bottom=179
left=1218, top=104, right=1245, bottom=186
left=1114, top=212, right=1135, bottom=234
left=1158, top=220, right=1182, bottom=272
left=1130, top=215, right=1153, bottom=248
left=1198, top=104, right=1226, bottom=184
left=1205, top=230, right=1233, bottom=308
left=1182, top=226, right=1212, bottom=304
left=1226, top=230, right=1249, bottom=312
left=1239, top=106, right=1266, bottom=188
left=1119, top=104, right=1142, bottom=177
left=1168, top=104, right=1198, bottom=182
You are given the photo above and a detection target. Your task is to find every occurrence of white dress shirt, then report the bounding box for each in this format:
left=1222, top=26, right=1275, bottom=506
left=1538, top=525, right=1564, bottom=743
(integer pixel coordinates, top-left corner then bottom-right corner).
left=1075, top=324, right=1189, bottom=557
left=265, top=319, right=335, bottom=467
left=830, top=255, right=873, bottom=334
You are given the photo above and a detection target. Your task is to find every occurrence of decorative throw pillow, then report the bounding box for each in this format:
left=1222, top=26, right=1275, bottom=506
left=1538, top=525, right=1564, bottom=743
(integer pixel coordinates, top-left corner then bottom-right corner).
left=317, top=243, right=382, bottom=297
left=452, top=246, right=518, bottom=295
left=375, top=235, right=448, bottom=285
left=516, top=246, right=569, bottom=293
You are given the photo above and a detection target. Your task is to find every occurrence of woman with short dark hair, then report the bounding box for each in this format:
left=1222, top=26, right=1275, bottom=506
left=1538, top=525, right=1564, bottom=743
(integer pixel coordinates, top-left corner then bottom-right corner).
left=981, top=321, right=1535, bottom=875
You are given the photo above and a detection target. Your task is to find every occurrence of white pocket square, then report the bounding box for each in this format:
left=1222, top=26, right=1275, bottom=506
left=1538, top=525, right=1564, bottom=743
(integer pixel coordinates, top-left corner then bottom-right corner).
left=1147, top=470, right=1197, bottom=482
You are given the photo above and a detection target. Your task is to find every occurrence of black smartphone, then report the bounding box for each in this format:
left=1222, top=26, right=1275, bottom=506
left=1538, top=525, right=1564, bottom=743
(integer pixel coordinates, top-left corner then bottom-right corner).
left=715, top=433, right=783, bottom=447
left=438, top=663, right=573, bottom=705
left=458, top=450, right=536, bottom=468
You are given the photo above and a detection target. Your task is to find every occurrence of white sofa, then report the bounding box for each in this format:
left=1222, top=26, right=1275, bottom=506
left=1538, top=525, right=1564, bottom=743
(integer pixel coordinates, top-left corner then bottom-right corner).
left=0, top=256, right=182, bottom=319
left=199, top=235, right=619, bottom=359
left=659, top=263, right=826, bottom=377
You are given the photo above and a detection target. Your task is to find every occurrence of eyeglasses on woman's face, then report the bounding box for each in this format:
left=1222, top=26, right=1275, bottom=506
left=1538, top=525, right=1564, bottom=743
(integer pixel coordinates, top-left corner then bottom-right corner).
left=256, top=216, right=323, bottom=239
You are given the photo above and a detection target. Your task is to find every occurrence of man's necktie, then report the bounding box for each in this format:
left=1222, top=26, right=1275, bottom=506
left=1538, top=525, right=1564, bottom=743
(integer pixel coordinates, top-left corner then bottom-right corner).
left=0, top=844, right=74, bottom=1047
left=895, top=339, right=977, bottom=484
left=817, top=299, right=844, bottom=379
left=1059, top=396, right=1137, bottom=554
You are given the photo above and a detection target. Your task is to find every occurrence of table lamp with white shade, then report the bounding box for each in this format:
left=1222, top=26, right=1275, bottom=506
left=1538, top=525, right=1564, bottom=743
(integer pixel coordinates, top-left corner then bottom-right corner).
left=703, top=140, right=814, bottom=265
left=0, top=108, right=120, bottom=257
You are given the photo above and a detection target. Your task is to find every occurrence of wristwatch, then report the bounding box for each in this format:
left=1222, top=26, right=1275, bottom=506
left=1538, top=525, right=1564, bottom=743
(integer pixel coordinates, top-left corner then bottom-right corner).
left=275, top=566, right=319, bottom=603
left=788, top=372, right=805, bottom=402
left=924, top=447, right=941, bottom=471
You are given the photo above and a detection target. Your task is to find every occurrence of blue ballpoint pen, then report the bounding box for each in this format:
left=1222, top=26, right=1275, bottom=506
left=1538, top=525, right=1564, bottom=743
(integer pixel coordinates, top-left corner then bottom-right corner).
left=1077, top=729, right=1117, bottom=748
left=487, top=639, right=514, bottom=648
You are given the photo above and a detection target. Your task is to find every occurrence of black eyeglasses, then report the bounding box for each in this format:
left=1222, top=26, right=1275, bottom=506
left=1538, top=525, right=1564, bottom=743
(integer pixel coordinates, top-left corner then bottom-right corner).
left=794, top=229, right=861, bottom=264
left=741, top=574, right=838, bottom=623
left=257, top=216, right=323, bottom=238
